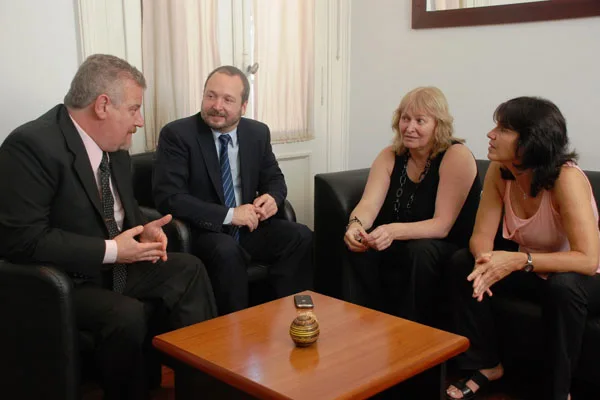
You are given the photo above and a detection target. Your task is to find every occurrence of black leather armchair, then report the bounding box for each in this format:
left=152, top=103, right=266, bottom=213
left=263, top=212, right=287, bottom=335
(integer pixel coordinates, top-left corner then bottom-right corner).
left=130, top=152, right=192, bottom=253
left=314, top=161, right=600, bottom=386
left=0, top=153, right=204, bottom=400
left=130, top=151, right=297, bottom=285
left=0, top=260, right=80, bottom=400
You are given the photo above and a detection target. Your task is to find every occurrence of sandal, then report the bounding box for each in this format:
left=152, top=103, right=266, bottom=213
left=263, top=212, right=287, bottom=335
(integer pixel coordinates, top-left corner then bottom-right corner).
left=446, top=370, right=491, bottom=399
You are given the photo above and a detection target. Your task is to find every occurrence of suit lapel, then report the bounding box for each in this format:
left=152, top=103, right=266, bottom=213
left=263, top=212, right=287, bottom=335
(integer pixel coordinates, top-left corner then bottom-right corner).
left=58, top=107, right=103, bottom=217
left=196, top=114, right=225, bottom=204
left=237, top=119, right=253, bottom=204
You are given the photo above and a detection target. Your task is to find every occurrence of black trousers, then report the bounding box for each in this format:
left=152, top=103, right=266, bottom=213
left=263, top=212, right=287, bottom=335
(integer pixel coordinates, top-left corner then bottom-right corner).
left=347, top=238, right=457, bottom=325
left=73, top=253, right=217, bottom=400
left=192, top=218, right=313, bottom=315
left=450, top=248, right=600, bottom=400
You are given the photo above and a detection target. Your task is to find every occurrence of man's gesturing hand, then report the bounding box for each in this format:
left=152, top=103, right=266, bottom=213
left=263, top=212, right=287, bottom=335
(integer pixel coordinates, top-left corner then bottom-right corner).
left=139, top=214, right=172, bottom=261
left=114, top=225, right=167, bottom=264
left=232, top=204, right=260, bottom=231
left=253, top=193, right=278, bottom=221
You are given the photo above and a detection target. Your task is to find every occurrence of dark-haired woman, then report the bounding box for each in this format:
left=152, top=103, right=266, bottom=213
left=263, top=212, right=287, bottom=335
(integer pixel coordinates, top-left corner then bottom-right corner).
left=343, top=87, right=481, bottom=325
left=446, top=97, right=600, bottom=400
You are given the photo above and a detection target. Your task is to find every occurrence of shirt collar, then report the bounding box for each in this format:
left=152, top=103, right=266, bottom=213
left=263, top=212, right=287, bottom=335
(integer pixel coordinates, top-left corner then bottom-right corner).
left=69, top=114, right=104, bottom=172
left=211, top=128, right=238, bottom=147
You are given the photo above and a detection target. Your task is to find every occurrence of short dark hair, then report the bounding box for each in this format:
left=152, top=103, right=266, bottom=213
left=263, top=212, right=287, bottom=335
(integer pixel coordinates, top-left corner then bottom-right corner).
left=64, top=54, right=146, bottom=108
left=204, top=66, right=250, bottom=103
left=495, top=96, right=577, bottom=197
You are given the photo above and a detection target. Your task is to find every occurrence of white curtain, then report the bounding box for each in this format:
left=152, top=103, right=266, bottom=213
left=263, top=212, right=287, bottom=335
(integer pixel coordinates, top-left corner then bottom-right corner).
left=462, top=0, right=492, bottom=7
left=430, top=0, right=459, bottom=10
left=141, top=0, right=220, bottom=150
left=430, top=0, right=491, bottom=10
left=252, top=0, right=315, bottom=143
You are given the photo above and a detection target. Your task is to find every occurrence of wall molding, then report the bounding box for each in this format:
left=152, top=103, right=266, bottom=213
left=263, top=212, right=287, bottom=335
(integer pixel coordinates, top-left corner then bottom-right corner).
left=276, top=151, right=312, bottom=161
left=276, top=151, right=313, bottom=227
left=325, top=0, right=351, bottom=172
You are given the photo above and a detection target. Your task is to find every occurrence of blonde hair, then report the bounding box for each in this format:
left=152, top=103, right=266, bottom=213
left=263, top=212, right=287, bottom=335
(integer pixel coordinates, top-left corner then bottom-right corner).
left=391, top=86, right=462, bottom=157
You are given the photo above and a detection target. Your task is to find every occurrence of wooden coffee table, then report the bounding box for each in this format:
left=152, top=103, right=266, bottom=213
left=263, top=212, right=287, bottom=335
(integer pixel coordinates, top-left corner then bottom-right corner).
left=153, top=291, right=469, bottom=399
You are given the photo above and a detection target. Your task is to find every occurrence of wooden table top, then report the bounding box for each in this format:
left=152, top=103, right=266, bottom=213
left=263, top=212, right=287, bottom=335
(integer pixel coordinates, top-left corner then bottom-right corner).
left=153, top=291, right=469, bottom=400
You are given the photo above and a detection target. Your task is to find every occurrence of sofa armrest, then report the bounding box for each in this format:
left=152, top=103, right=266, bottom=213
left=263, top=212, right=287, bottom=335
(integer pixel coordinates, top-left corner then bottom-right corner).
left=0, top=260, right=79, bottom=399
left=140, top=206, right=191, bottom=254
left=275, top=199, right=297, bottom=222
left=314, top=169, right=370, bottom=299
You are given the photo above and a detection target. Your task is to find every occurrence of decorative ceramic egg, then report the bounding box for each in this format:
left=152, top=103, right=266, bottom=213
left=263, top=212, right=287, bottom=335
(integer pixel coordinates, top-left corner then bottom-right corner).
left=289, top=313, right=320, bottom=347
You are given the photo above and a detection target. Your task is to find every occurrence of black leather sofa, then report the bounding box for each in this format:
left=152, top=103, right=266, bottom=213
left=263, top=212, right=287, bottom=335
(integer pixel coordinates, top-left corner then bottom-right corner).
left=314, top=160, right=600, bottom=385
left=0, top=151, right=297, bottom=399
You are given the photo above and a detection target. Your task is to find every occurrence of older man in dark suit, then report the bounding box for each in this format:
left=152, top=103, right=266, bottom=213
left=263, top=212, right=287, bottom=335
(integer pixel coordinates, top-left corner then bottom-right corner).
left=153, top=66, right=313, bottom=315
left=0, top=54, right=216, bottom=400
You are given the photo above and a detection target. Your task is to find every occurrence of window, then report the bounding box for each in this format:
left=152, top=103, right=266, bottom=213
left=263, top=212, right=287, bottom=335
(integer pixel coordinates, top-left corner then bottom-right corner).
left=142, top=0, right=315, bottom=147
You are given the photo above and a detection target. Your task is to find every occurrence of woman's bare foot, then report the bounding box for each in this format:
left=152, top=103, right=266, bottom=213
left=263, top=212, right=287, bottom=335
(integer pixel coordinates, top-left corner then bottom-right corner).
left=446, top=364, right=504, bottom=399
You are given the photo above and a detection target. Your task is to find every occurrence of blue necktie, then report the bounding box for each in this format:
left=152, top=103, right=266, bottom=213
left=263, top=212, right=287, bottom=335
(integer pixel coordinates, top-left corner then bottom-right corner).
left=218, top=134, right=239, bottom=241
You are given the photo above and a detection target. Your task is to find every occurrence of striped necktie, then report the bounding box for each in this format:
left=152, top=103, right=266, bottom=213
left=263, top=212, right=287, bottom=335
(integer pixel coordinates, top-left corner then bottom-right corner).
left=218, top=134, right=239, bottom=241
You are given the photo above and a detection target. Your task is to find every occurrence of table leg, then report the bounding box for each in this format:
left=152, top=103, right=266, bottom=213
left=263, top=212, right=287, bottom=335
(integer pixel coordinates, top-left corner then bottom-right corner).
left=438, top=362, right=447, bottom=400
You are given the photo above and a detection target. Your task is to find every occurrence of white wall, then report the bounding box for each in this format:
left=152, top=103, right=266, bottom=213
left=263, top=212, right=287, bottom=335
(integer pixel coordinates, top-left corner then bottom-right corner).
left=0, top=0, right=80, bottom=144
left=349, top=0, right=600, bottom=170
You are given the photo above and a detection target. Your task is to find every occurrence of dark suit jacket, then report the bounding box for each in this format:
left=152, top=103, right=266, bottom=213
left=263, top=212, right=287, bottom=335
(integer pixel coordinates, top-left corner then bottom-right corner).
left=0, top=105, right=144, bottom=282
left=153, top=113, right=286, bottom=234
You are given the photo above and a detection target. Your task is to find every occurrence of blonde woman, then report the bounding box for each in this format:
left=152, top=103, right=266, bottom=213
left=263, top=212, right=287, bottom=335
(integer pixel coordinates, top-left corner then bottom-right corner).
left=344, top=87, right=480, bottom=324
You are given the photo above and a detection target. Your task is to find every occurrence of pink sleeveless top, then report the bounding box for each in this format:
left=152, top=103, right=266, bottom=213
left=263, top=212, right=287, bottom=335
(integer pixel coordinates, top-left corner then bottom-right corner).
left=502, top=164, right=600, bottom=275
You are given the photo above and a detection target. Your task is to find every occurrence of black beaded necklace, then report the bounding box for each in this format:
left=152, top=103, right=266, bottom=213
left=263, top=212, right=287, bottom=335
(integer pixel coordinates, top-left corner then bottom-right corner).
left=393, top=152, right=432, bottom=221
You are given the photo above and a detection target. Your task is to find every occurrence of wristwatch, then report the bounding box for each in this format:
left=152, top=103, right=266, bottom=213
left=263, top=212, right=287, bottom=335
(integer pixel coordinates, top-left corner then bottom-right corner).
left=523, top=252, right=534, bottom=273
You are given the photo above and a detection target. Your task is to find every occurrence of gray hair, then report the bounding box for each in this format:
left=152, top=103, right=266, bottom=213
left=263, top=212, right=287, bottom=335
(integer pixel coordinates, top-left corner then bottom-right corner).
left=204, top=65, right=250, bottom=103
left=64, top=54, right=146, bottom=109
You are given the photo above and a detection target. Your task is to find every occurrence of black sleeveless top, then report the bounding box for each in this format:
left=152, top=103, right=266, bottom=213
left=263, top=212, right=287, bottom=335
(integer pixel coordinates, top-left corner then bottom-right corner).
left=372, top=144, right=481, bottom=248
